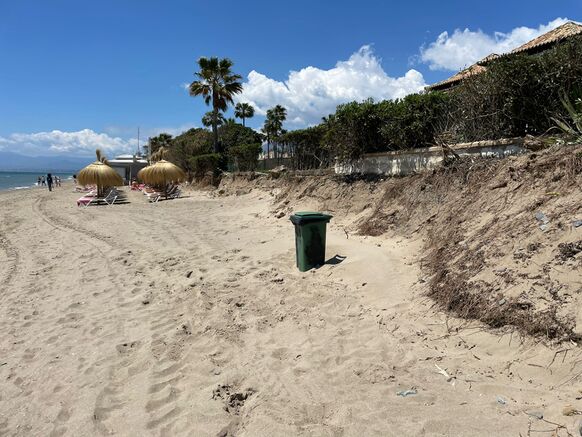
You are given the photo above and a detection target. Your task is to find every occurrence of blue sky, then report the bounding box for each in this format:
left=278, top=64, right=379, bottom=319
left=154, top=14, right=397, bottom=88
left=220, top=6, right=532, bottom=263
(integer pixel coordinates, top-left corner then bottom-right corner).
left=0, top=0, right=580, bottom=158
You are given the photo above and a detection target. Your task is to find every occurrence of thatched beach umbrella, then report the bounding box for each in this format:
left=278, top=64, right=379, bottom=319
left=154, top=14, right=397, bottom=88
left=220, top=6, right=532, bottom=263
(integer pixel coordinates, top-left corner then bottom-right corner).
left=137, top=160, right=186, bottom=198
left=78, top=160, right=123, bottom=197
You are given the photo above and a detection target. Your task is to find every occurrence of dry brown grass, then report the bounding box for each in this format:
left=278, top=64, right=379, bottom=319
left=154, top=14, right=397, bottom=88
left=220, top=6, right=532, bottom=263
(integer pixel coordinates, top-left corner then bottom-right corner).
left=357, top=144, right=582, bottom=341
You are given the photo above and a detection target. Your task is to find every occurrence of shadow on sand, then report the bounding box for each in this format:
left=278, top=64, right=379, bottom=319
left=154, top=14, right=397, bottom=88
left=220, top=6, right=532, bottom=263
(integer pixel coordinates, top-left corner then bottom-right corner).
left=325, top=254, right=347, bottom=266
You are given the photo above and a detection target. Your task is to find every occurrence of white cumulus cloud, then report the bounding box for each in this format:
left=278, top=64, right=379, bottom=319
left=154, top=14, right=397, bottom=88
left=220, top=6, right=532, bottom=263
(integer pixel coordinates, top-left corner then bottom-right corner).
left=237, top=45, right=426, bottom=127
left=420, top=17, right=571, bottom=71
left=0, top=129, right=137, bottom=157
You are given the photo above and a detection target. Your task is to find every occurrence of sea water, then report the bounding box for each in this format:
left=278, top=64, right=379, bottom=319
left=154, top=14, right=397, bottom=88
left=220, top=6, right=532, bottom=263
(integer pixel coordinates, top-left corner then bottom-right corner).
left=0, top=171, right=73, bottom=191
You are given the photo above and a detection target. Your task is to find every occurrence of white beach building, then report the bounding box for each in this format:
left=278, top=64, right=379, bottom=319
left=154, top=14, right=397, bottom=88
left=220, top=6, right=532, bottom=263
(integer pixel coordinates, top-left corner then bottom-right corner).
left=108, top=154, right=149, bottom=184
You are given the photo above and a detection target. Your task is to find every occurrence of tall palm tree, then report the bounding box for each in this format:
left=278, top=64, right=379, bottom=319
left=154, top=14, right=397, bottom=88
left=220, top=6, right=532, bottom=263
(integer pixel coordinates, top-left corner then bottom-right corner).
left=271, top=105, right=287, bottom=125
left=202, top=111, right=226, bottom=128
left=234, top=102, right=255, bottom=127
left=189, top=57, right=243, bottom=153
left=148, top=133, right=173, bottom=159
left=263, top=105, right=287, bottom=160
left=261, top=118, right=275, bottom=160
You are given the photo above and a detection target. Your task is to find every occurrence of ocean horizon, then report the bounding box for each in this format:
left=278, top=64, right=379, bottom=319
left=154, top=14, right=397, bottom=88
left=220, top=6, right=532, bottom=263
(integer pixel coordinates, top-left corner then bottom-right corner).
left=0, top=171, right=74, bottom=191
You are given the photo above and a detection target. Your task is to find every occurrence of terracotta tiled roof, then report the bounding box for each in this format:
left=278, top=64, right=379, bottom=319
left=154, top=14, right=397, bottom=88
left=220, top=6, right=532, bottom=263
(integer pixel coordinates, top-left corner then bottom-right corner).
left=511, top=21, right=582, bottom=54
left=426, top=21, right=582, bottom=92
left=477, top=53, right=500, bottom=65
left=426, top=63, right=487, bottom=91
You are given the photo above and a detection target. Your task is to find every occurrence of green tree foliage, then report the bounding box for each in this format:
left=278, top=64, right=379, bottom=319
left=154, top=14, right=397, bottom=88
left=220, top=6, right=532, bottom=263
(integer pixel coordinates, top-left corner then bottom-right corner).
left=189, top=57, right=243, bottom=153
left=170, top=128, right=213, bottom=173
left=448, top=35, right=582, bottom=142
left=202, top=111, right=225, bottom=128
left=148, top=133, right=173, bottom=156
left=228, top=143, right=262, bottom=171
left=234, top=102, right=255, bottom=127
left=189, top=153, right=221, bottom=178
left=218, top=122, right=263, bottom=152
left=378, top=93, right=450, bottom=149
left=322, top=99, right=386, bottom=162
left=279, top=125, right=329, bottom=169
left=262, top=105, right=287, bottom=159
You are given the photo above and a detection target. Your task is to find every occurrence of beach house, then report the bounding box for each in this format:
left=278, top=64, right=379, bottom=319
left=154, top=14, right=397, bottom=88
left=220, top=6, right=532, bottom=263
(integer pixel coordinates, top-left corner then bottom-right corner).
left=427, top=21, right=582, bottom=91
left=107, top=153, right=149, bottom=184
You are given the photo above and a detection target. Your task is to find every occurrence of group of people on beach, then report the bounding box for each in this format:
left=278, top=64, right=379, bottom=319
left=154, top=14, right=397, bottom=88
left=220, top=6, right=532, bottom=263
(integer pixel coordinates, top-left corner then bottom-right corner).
left=37, top=174, right=63, bottom=192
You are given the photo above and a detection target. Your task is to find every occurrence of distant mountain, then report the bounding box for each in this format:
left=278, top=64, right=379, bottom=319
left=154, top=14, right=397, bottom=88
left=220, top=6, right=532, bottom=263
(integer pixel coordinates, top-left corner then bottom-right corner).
left=0, top=151, right=93, bottom=172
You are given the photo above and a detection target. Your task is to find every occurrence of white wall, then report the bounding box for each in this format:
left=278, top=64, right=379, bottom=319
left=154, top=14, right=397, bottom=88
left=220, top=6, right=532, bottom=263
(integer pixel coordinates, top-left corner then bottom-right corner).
left=335, top=142, right=527, bottom=176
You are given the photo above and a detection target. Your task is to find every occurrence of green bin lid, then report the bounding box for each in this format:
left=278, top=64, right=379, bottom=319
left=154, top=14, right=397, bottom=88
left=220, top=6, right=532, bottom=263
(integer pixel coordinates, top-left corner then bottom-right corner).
left=290, top=211, right=333, bottom=225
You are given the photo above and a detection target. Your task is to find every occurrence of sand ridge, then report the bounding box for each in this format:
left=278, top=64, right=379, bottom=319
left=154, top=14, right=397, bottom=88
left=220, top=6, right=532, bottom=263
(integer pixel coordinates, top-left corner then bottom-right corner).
left=0, top=185, right=581, bottom=436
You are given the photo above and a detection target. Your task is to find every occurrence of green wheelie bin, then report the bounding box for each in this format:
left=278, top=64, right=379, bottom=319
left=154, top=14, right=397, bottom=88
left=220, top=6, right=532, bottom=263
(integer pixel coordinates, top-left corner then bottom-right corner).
left=289, top=212, right=333, bottom=272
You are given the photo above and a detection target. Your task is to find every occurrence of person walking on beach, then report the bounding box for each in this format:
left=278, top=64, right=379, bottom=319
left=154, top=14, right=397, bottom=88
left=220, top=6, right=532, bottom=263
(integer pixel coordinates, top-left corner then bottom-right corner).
left=41, top=176, right=46, bottom=186
left=37, top=176, right=41, bottom=186
left=47, top=173, right=53, bottom=191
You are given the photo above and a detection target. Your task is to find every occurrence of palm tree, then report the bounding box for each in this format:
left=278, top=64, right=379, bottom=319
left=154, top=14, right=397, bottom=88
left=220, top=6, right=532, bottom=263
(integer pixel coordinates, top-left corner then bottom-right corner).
left=261, top=118, right=275, bottom=160
left=148, top=133, right=173, bottom=159
left=189, top=57, right=243, bottom=153
left=263, top=105, right=287, bottom=161
left=234, top=102, right=255, bottom=127
left=202, top=111, right=225, bottom=128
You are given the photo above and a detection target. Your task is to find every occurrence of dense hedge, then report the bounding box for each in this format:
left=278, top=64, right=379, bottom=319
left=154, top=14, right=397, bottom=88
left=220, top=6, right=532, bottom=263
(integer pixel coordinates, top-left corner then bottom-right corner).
left=228, top=143, right=262, bottom=171
left=189, top=153, right=221, bottom=177
left=279, top=125, right=330, bottom=169
left=290, top=35, right=582, bottom=165
left=448, top=36, right=582, bottom=142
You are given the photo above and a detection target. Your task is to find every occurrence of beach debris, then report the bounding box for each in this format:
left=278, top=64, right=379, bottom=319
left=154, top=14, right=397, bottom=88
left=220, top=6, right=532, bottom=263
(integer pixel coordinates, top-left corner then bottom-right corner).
left=525, top=410, right=544, bottom=420
left=489, top=181, right=508, bottom=190
left=558, top=241, right=582, bottom=260
left=498, top=298, right=507, bottom=306
left=186, top=271, right=193, bottom=278
left=269, top=165, right=287, bottom=174
left=212, top=384, right=255, bottom=414
left=573, top=220, right=582, bottom=228
left=563, top=405, right=581, bottom=416
left=435, top=364, right=455, bottom=385
left=496, top=396, right=507, bottom=405
left=396, top=388, right=418, bottom=397
left=535, top=212, right=550, bottom=231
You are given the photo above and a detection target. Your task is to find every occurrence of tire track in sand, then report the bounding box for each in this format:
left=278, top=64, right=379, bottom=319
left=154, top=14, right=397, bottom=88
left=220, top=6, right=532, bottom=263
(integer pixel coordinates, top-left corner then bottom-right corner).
left=33, top=195, right=150, bottom=435
left=0, top=229, right=20, bottom=288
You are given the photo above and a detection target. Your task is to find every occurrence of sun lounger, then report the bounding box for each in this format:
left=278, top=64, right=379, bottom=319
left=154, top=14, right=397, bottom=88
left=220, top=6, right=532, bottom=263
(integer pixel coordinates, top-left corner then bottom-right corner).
left=148, top=193, right=161, bottom=203
left=77, top=189, right=118, bottom=207
left=103, top=190, right=118, bottom=205
left=168, top=189, right=181, bottom=199
left=77, top=196, right=96, bottom=207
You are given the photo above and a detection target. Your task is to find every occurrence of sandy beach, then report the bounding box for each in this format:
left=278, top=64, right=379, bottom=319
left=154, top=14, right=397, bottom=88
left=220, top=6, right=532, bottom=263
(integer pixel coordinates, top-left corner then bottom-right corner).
left=0, top=184, right=580, bottom=436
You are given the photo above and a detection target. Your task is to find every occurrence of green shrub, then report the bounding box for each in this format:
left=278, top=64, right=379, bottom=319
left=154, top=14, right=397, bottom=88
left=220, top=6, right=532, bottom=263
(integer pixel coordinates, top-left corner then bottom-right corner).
left=321, top=93, right=449, bottom=163
left=189, top=153, right=221, bottom=178
left=279, top=125, right=330, bottom=169
left=228, top=143, right=262, bottom=171
left=448, top=36, right=582, bottom=142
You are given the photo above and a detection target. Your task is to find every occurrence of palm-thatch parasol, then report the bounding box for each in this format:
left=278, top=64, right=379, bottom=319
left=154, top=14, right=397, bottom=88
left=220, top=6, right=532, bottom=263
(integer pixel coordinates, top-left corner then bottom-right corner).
left=78, top=150, right=123, bottom=197
left=137, top=160, right=186, bottom=198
